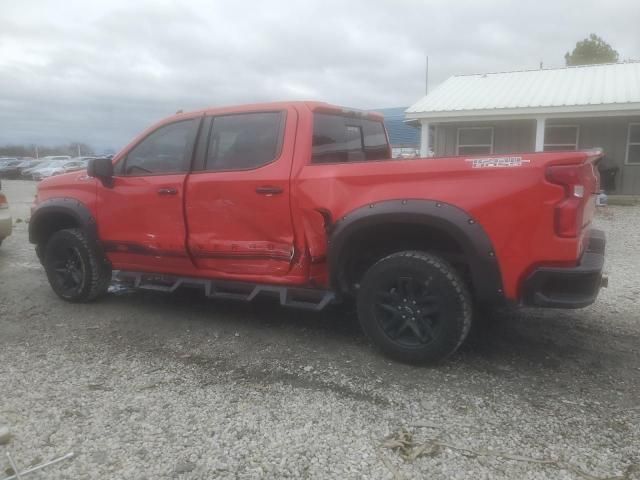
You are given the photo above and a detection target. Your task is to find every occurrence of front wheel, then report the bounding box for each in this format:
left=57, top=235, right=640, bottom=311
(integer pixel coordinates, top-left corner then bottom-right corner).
left=43, top=228, right=111, bottom=302
left=356, top=251, right=473, bottom=364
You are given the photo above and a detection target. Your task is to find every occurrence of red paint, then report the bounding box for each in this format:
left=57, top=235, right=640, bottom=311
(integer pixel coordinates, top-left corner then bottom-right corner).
left=96, top=173, right=193, bottom=271
left=185, top=106, right=299, bottom=276
left=35, top=101, right=602, bottom=302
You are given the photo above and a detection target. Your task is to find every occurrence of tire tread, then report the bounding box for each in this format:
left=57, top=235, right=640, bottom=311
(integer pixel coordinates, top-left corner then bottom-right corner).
left=44, top=228, right=111, bottom=302
left=357, top=250, right=473, bottom=363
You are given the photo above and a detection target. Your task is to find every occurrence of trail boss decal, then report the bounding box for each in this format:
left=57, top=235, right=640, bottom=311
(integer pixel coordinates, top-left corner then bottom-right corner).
left=466, top=156, right=530, bottom=168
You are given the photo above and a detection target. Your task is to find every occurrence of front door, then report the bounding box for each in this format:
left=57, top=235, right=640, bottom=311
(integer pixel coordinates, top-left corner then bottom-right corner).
left=185, top=109, right=296, bottom=277
left=96, top=117, right=200, bottom=273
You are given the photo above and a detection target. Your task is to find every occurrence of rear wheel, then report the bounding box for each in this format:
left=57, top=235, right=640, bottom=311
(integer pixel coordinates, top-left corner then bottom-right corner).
left=43, top=228, right=111, bottom=302
left=356, top=251, right=472, bottom=363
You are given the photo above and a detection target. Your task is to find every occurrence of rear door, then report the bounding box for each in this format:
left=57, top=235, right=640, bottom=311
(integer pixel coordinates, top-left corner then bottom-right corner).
left=185, top=108, right=296, bottom=276
left=96, top=118, right=200, bottom=273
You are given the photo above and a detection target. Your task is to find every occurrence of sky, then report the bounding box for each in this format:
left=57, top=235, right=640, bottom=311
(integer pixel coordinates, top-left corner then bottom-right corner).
left=1, top=0, right=639, bottom=152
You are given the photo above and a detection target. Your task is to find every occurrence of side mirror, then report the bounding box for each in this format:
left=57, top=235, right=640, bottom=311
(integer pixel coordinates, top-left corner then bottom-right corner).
left=87, top=157, right=114, bottom=186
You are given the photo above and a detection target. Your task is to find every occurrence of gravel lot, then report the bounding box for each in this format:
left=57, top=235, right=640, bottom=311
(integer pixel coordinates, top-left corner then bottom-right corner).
left=1, top=179, right=639, bottom=479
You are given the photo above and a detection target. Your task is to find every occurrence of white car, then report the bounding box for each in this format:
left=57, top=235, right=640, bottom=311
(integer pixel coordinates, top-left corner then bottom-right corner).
left=32, top=160, right=88, bottom=180
left=0, top=190, right=11, bottom=246
left=39, top=155, right=71, bottom=162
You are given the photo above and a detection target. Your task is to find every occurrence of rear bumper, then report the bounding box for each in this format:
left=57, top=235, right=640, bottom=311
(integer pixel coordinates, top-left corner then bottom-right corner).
left=522, top=229, right=606, bottom=309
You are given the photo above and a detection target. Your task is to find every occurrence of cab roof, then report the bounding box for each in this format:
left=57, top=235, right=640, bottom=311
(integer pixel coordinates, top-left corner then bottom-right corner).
left=166, top=101, right=385, bottom=123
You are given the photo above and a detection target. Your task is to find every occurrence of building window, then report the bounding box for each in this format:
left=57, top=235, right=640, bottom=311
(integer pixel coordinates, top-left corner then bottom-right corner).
left=626, top=123, right=640, bottom=165
left=544, top=125, right=579, bottom=151
left=456, top=127, right=493, bottom=155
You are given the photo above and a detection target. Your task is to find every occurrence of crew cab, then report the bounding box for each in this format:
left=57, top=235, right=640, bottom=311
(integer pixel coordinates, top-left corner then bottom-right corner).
left=29, top=101, right=606, bottom=363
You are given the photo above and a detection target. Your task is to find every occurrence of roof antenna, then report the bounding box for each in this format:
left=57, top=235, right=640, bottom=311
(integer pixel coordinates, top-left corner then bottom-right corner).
left=425, top=55, right=429, bottom=95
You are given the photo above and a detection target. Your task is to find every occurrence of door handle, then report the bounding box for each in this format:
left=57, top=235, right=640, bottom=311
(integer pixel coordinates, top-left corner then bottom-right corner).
left=157, top=187, right=178, bottom=195
left=255, top=186, right=283, bottom=196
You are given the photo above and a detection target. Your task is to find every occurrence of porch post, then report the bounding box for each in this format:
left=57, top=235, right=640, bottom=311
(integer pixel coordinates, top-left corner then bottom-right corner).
left=420, top=121, right=430, bottom=157
left=535, top=117, right=546, bottom=152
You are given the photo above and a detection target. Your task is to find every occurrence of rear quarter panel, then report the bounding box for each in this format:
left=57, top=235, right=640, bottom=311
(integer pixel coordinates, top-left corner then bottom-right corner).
left=294, top=152, right=592, bottom=300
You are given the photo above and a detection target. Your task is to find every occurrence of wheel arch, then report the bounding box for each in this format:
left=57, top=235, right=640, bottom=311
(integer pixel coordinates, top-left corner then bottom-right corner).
left=29, top=198, right=100, bottom=249
left=327, top=199, right=504, bottom=304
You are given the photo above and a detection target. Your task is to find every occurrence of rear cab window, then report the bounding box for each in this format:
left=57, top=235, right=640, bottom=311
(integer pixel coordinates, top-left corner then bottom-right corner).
left=311, top=112, right=390, bottom=164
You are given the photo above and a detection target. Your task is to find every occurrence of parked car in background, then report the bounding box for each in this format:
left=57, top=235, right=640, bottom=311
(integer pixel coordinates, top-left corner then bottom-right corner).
left=0, top=160, right=22, bottom=178
left=21, top=161, right=52, bottom=179
left=15, top=159, right=44, bottom=175
left=0, top=159, right=24, bottom=178
left=32, top=159, right=89, bottom=180
left=0, top=157, right=41, bottom=177
left=21, top=160, right=60, bottom=179
left=0, top=157, right=19, bottom=165
left=40, top=156, right=71, bottom=162
left=70, top=156, right=98, bottom=165
left=0, top=187, right=11, bottom=247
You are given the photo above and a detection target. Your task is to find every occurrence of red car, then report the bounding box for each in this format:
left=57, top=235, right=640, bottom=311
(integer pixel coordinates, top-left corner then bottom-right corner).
left=29, top=101, right=606, bottom=363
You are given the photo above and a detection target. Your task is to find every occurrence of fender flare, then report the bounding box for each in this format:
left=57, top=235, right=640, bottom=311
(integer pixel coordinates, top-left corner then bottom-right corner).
left=327, top=199, right=504, bottom=304
left=29, top=197, right=99, bottom=247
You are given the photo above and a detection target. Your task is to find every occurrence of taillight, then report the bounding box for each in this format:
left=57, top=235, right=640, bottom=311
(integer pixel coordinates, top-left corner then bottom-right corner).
left=546, top=164, right=592, bottom=238
left=0, top=193, right=8, bottom=209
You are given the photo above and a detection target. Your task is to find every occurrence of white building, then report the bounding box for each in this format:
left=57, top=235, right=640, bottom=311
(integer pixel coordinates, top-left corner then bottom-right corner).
left=406, top=62, right=640, bottom=194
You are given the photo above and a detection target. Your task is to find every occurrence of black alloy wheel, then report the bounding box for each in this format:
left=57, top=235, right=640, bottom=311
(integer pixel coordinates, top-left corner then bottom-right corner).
left=357, top=251, right=472, bottom=363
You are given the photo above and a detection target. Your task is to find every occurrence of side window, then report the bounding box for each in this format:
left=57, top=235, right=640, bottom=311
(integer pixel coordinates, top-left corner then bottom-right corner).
left=311, top=113, right=390, bottom=163
left=205, top=112, right=283, bottom=171
left=123, top=119, right=196, bottom=175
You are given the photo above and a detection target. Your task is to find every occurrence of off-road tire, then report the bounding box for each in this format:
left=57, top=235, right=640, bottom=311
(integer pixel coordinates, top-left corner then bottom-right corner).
left=356, top=251, right=473, bottom=363
left=43, top=228, right=111, bottom=302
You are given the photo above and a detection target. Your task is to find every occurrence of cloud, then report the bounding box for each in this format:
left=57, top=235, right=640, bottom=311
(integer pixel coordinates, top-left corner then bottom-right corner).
left=1, top=0, right=639, bottom=151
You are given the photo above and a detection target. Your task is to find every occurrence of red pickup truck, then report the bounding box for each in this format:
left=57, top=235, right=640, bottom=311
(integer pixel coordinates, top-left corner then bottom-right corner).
left=29, top=101, right=606, bottom=363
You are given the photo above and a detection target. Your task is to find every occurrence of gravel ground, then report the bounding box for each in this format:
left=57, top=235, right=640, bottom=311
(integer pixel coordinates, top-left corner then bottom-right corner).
left=0, top=179, right=639, bottom=479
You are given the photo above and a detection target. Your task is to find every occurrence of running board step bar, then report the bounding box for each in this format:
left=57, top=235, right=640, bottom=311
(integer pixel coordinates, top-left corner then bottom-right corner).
left=112, top=271, right=336, bottom=312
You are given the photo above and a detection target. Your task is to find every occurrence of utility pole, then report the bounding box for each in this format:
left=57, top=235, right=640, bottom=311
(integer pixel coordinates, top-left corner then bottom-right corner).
left=425, top=55, right=429, bottom=95
left=34, top=145, right=39, bottom=159
left=77, top=144, right=81, bottom=157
